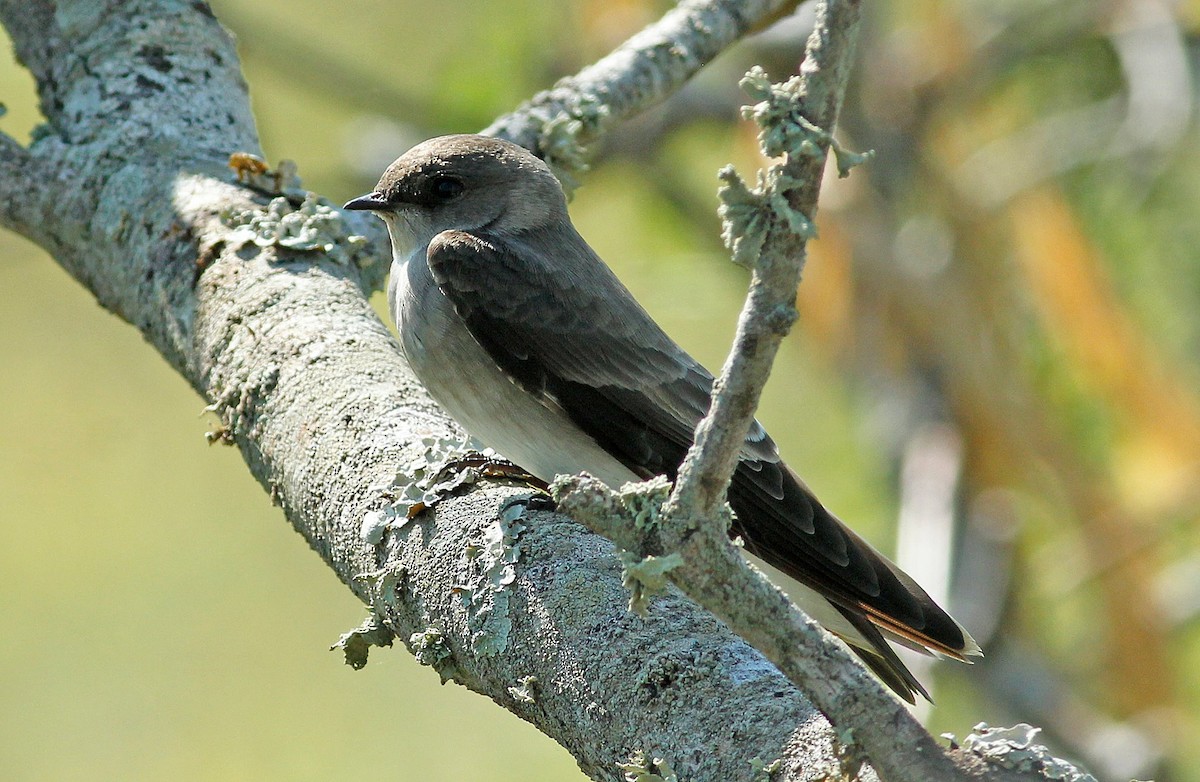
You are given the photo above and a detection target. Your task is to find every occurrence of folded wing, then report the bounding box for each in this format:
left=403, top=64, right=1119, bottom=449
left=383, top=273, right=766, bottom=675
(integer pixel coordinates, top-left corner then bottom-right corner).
left=426, top=224, right=976, bottom=701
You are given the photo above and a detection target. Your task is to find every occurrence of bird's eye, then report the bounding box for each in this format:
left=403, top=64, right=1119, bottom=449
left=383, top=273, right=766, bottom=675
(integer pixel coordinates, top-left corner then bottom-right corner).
left=429, top=175, right=464, bottom=201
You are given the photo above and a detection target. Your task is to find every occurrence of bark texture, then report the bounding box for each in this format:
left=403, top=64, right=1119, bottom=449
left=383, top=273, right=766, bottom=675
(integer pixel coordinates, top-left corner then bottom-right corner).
left=0, top=2, right=1059, bottom=781
left=0, top=1, right=849, bottom=780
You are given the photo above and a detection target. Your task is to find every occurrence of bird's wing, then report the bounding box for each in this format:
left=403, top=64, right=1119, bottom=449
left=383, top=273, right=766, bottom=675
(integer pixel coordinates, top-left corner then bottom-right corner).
left=427, top=226, right=777, bottom=473
left=426, top=227, right=975, bottom=676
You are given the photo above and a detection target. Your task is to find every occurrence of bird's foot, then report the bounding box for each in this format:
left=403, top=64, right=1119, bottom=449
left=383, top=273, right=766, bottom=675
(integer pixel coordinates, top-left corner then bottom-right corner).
left=431, top=450, right=548, bottom=491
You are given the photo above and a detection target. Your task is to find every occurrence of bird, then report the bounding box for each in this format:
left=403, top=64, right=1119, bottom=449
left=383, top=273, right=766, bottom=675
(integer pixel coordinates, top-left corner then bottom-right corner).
left=344, top=133, right=980, bottom=702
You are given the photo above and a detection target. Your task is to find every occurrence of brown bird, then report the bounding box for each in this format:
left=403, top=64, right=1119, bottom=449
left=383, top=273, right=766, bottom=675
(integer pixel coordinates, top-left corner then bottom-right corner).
left=345, top=134, right=981, bottom=701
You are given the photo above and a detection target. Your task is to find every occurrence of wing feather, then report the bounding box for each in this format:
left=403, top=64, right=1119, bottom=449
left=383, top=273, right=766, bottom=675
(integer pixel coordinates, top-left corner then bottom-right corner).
left=426, top=226, right=973, bottom=681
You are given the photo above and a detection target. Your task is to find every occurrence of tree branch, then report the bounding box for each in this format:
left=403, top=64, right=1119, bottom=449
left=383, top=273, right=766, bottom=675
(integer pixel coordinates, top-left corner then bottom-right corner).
left=552, top=2, right=1064, bottom=780
left=482, top=0, right=796, bottom=182
left=653, top=5, right=968, bottom=780
left=562, top=0, right=898, bottom=736
left=0, top=128, right=39, bottom=233
left=0, top=1, right=907, bottom=780
left=0, top=0, right=1087, bottom=779
left=674, top=0, right=865, bottom=515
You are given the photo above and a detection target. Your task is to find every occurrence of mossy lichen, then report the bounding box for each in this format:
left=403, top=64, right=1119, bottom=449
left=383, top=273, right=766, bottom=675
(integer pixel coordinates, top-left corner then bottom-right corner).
left=454, top=498, right=530, bottom=657
left=358, top=434, right=480, bottom=544
left=619, top=474, right=672, bottom=531
left=950, top=723, right=1097, bottom=781
left=331, top=613, right=395, bottom=670
left=537, top=94, right=610, bottom=195
left=719, top=66, right=874, bottom=271
left=220, top=192, right=371, bottom=267
left=618, top=750, right=678, bottom=782
left=619, top=552, right=683, bottom=617
left=408, top=627, right=460, bottom=684
left=507, top=675, right=538, bottom=705
left=749, top=756, right=783, bottom=781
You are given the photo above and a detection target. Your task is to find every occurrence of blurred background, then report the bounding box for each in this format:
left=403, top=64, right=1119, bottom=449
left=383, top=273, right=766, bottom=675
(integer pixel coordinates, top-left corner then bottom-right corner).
left=2, top=0, right=1199, bottom=779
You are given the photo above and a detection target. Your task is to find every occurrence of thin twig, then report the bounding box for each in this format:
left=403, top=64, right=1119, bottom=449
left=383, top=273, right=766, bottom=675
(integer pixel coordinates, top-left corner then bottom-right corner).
left=482, top=0, right=797, bottom=185
left=562, top=1, right=972, bottom=780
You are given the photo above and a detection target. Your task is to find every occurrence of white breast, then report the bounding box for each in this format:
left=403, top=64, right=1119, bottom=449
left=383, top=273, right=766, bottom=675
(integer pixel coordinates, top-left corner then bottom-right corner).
left=390, top=255, right=639, bottom=487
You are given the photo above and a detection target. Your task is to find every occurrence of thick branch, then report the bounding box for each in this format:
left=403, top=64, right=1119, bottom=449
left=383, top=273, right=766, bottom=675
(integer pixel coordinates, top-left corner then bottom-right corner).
left=0, top=1, right=875, bottom=780
left=0, top=129, right=38, bottom=233
left=555, top=476, right=1035, bottom=782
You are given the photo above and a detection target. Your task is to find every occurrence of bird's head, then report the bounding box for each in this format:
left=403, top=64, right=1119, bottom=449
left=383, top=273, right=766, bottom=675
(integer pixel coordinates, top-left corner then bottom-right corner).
left=344, top=134, right=568, bottom=259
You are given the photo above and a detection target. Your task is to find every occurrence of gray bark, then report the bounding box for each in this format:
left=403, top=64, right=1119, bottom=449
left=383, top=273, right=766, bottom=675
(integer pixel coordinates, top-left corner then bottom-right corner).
left=0, top=2, right=1061, bottom=781
left=0, top=1, right=841, bottom=779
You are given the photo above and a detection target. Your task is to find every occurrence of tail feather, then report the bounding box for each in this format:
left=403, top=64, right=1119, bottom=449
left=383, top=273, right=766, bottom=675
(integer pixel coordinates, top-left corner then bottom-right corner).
left=861, top=602, right=982, bottom=662
left=833, top=604, right=932, bottom=704
left=727, top=461, right=982, bottom=701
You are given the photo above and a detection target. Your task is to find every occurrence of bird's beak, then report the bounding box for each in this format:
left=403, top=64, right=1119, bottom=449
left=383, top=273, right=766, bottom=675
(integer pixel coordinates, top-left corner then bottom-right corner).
left=343, top=192, right=388, bottom=211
